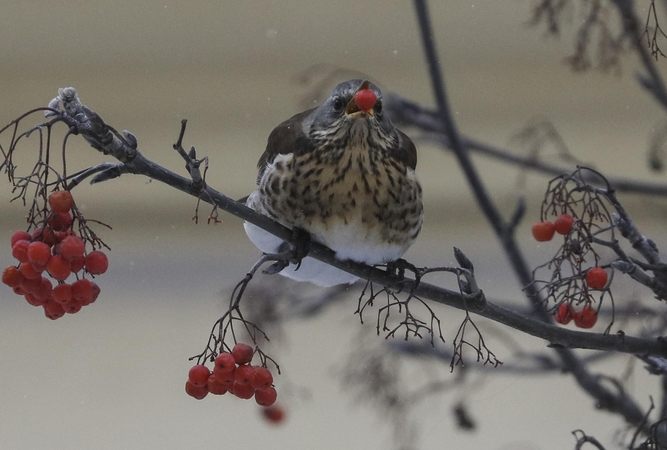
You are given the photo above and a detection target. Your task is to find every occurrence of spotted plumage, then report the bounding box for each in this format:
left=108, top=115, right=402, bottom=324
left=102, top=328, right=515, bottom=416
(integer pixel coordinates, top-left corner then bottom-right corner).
left=245, top=79, right=423, bottom=286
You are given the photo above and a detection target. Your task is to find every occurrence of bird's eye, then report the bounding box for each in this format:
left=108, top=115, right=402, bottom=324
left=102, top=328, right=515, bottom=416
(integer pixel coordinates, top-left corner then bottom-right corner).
left=332, top=96, right=344, bottom=112
left=375, top=100, right=383, bottom=115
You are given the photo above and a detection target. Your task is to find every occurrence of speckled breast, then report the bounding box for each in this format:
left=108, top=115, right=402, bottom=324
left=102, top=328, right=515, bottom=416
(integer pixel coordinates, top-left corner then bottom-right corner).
left=251, top=142, right=423, bottom=263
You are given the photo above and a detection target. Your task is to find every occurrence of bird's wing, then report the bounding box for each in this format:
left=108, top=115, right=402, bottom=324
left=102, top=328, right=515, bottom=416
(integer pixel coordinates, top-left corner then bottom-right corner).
left=256, top=108, right=316, bottom=184
left=395, top=129, right=417, bottom=170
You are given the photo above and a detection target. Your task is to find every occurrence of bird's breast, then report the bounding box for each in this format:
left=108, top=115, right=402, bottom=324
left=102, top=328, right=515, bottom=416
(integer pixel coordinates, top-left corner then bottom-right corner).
left=250, top=145, right=423, bottom=264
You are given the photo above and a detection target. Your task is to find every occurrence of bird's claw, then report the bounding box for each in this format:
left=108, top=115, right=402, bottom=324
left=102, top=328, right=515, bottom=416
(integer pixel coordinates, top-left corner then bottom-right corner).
left=263, top=259, right=289, bottom=275
left=386, top=258, right=421, bottom=290
left=262, top=227, right=311, bottom=275
left=288, top=227, right=311, bottom=267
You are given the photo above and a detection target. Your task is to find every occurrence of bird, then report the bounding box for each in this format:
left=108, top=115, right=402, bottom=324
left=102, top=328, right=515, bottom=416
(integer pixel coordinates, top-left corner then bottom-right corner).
left=244, top=79, right=423, bottom=286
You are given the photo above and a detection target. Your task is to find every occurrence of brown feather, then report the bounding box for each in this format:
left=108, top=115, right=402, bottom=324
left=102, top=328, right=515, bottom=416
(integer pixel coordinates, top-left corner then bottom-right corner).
left=395, top=129, right=417, bottom=170
left=256, top=108, right=315, bottom=184
left=257, top=106, right=417, bottom=184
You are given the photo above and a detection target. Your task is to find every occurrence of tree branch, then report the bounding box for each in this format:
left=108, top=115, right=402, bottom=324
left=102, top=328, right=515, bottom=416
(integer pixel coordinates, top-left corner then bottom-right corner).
left=611, top=0, right=667, bottom=111
left=23, top=86, right=665, bottom=366
left=413, top=0, right=650, bottom=431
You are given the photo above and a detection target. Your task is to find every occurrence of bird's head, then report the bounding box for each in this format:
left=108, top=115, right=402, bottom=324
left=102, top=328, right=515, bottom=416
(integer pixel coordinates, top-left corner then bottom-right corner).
left=303, top=79, right=396, bottom=146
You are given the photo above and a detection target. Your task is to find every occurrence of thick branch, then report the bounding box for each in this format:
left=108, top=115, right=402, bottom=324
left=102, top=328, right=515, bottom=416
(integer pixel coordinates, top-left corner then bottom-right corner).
left=413, top=0, right=648, bottom=429
left=40, top=86, right=667, bottom=365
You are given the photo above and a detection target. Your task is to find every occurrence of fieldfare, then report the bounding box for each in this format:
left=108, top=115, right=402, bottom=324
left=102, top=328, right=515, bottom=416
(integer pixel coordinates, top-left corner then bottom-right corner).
left=245, top=79, right=423, bottom=286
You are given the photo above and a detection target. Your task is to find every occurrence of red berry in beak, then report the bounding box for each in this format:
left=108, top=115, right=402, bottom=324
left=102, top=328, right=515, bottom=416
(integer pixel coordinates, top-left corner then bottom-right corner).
left=354, top=89, right=377, bottom=112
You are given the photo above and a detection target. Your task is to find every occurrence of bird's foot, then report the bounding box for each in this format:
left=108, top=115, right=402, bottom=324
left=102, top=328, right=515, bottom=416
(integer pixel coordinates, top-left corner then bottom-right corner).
left=386, top=258, right=421, bottom=290
left=287, top=227, right=311, bottom=267
left=262, top=227, right=311, bottom=275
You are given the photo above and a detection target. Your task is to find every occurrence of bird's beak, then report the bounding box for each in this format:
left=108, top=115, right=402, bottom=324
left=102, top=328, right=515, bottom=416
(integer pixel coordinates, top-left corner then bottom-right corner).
left=345, top=80, right=375, bottom=118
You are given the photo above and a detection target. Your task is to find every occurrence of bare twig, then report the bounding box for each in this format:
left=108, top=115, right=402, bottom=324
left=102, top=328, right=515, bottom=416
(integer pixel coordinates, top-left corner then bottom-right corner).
left=573, top=430, right=607, bottom=450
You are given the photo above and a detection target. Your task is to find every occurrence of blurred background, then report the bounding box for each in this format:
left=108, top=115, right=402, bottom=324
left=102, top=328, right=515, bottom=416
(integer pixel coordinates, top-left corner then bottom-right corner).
left=1, top=1, right=667, bottom=449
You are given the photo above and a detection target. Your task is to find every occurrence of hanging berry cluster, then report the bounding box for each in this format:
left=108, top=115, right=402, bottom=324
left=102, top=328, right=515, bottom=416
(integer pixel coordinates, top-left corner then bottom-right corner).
left=185, top=342, right=278, bottom=407
left=186, top=270, right=282, bottom=412
left=530, top=168, right=620, bottom=330
left=2, top=189, right=110, bottom=319
left=1, top=103, right=112, bottom=319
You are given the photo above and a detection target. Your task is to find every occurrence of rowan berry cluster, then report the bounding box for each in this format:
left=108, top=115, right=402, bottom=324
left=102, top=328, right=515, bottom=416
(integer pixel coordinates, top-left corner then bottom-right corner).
left=530, top=169, right=618, bottom=330
left=532, top=212, right=608, bottom=328
left=185, top=343, right=278, bottom=407
left=553, top=302, right=598, bottom=328
left=1, top=190, right=109, bottom=319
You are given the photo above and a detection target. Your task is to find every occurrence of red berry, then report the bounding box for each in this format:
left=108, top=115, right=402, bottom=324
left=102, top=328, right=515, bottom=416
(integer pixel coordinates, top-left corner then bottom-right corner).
left=27, top=242, right=51, bottom=266
left=19, top=262, right=42, bottom=280
left=48, top=212, right=73, bottom=232
left=553, top=214, right=574, bottom=235
left=12, top=240, right=30, bottom=263
left=46, top=255, right=71, bottom=281
left=54, top=229, right=73, bottom=243
left=85, top=250, right=108, bottom=275
left=255, top=386, right=278, bottom=407
left=232, top=343, right=254, bottom=365
left=531, top=221, right=556, bottom=242
left=261, top=405, right=286, bottom=424
left=235, top=364, right=256, bottom=385
left=586, top=267, right=608, bottom=290
left=88, top=282, right=100, bottom=304
left=31, top=262, right=46, bottom=273
left=554, top=302, right=575, bottom=325
left=354, top=89, right=377, bottom=112
left=188, top=365, right=211, bottom=387
left=71, top=279, right=93, bottom=303
left=69, top=256, right=85, bottom=273
left=10, top=231, right=31, bottom=248
left=185, top=380, right=208, bottom=400
left=43, top=299, right=66, bottom=320
left=2, top=265, right=25, bottom=288
left=574, top=306, right=598, bottom=329
left=32, top=227, right=57, bottom=247
left=48, top=190, right=74, bottom=214
left=207, top=375, right=229, bottom=395
left=63, top=300, right=82, bottom=314
left=25, top=293, right=45, bottom=307
left=52, top=283, right=72, bottom=304
left=251, top=366, right=274, bottom=390
left=214, top=367, right=236, bottom=385
left=60, top=236, right=85, bottom=261
left=13, top=286, right=26, bottom=296
left=231, top=381, right=255, bottom=399
left=214, top=352, right=236, bottom=373
left=33, top=277, right=53, bottom=301
left=20, top=275, right=42, bottom=293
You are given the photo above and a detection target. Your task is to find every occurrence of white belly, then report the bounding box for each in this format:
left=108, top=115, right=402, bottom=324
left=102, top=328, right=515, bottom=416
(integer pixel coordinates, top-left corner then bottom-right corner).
left=243, top=220, right=360, bottom=287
